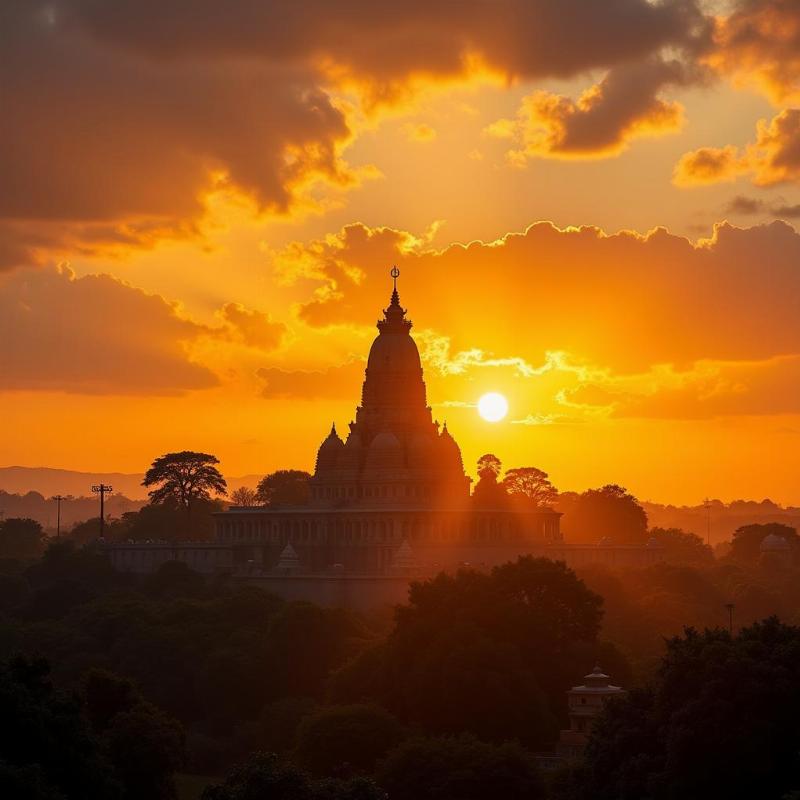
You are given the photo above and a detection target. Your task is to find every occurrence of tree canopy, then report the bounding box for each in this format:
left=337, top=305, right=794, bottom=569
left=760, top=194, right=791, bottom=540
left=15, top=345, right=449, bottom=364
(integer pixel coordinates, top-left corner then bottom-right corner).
left=329, top=557, right=620, bottom=749
left=0, top=518, right=45, bottom=560
left=143, top=451, right=227, bottom=509
left=502, top=467, right=558, bottom=507
left=567, top=618, right=800, bottom=800
left=730, top=522, right=799, bottom=563
left=559, top=485, right=648, bottom=544
left=256, top=470, right=311, bottom=507
left=376, top=734, right=545, bottom=800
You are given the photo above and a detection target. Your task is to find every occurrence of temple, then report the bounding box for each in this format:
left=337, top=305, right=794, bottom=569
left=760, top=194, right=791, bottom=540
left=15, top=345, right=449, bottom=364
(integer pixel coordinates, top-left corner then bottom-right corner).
left=106, top=269, right=662, bottom=605
left=215, top=270, right=562, bottom=575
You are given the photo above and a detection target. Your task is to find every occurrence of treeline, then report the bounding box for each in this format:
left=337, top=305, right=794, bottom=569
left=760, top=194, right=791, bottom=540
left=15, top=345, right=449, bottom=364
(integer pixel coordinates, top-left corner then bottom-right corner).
left=3, top=534, right=800, bottom=797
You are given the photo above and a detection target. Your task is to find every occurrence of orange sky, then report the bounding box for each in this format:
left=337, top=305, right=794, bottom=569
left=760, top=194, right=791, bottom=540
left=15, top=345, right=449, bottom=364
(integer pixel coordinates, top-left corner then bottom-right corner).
left=3, top=0, right=800, bottom=505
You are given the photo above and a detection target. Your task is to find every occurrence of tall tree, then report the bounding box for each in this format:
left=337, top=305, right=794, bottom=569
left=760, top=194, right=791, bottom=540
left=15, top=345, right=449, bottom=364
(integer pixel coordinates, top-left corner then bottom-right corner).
left=571, top=619, right=800, bottom=800
left=0, top=518, right=45, bottom=560
left=473, top=454, right=506, bottom=507
left=256, top=470, right=311, bottom=507
left=143, top=452, right=226, bottom=532
left=476, top=453, right=502, bottom=480
left=559, top=484, right=648, bottom=545
left=730, top=522, right=799, bottom=563
left=502, top=467, right=558, bottom=507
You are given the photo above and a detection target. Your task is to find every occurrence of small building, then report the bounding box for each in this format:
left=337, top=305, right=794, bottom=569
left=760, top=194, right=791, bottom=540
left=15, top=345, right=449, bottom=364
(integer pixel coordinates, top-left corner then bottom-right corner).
left=557, top=666, right=626, bottom=759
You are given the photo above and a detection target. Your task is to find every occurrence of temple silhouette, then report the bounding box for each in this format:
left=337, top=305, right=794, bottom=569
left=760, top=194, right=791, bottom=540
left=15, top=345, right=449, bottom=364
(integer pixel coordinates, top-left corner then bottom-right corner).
left=107, top=270, right=662, bottom=607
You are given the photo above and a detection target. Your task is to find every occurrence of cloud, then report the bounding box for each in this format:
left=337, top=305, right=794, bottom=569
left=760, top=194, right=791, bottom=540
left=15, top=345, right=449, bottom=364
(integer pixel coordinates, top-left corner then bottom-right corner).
left=569, top=355, right=800, bottom=420
left=403, top=123, right=438, bottom=143
left=219, top=303, right=287, bottom=350
left=725, top=194, right=800, bottom=218
left=708, top=0, right=800, bottom=104
left=488, top=58, right=687, bottom=162
left=674, top=109, right=800, bottom=187
left=0, top=0, right=712, bottom=267
left=273, top=218, right=800, bottom=421
left=257, top=360, right=364, bottom=399
left=0, top=266, right=218, bottom=394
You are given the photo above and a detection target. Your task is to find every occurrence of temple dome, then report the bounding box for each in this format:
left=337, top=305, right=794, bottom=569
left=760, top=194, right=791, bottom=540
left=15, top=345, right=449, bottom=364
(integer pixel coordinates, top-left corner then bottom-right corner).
left=365, top=431, right=403, bottom=470
left=366, top=331, right=422, bottom=373
left=315, top=423, right=344, bottom=473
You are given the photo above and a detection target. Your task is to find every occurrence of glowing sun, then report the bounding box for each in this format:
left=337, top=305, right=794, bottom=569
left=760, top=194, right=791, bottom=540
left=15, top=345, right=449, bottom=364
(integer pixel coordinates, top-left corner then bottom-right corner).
left=477, top=392, right=508, bottom=422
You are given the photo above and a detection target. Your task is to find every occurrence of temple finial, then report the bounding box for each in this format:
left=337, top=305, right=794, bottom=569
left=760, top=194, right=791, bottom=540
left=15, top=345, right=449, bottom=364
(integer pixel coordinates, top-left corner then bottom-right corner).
left=330, top=421, right=337, bottom=436
left=389, top=266, right=401, bottom=307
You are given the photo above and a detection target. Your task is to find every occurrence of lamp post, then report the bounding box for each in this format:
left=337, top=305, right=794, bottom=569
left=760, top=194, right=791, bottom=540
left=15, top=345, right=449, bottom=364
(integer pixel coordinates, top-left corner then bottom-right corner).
left=91, top=484, right=113, bottom=539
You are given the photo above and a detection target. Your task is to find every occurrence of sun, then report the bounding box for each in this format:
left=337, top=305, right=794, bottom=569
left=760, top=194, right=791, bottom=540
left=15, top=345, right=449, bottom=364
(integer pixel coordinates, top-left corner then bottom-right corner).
left=477, top=392, right=508, bottom=423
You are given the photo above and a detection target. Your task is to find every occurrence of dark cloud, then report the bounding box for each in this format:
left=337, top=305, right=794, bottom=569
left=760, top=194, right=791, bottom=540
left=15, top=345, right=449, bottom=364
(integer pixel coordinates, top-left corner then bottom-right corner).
left=709, top=0, right=800, bottom=103
left=725, top=195, right=800, bottom=219
left=0, top=266, right=218, bottom=394
left=0, top=0, right=714, bottom=267
left=492, top=58, right=690, bottom=161
left=60, top=0, right=707, bottom=83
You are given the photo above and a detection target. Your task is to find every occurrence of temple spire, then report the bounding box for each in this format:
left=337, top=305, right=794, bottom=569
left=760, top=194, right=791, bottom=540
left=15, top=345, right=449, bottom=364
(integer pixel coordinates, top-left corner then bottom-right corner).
left=378, top=265, right=412, bottom=333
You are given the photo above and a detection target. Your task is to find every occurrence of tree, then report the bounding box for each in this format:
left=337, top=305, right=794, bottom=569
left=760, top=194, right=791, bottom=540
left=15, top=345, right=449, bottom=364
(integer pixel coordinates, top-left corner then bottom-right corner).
left=648, top=526, right=713, bottom=566
left=83, top=669, right=185, bottom=800
left=559, top=485, right=648, bottom=545
left=256, top=470, right=311, bottom=507
left=472, top=454, right=507, bottom=507
left=0, top=518, right=45, bottom=560
left=376, top=734, right=545, bottom=800
left=476, top=453, right=502, bottom=480
left=0, top=655, right=121, bottom=799
left=730, top=523, right=799, bottom=563
left=143, top=452, right=227, bottom=534
left=230, top=486, right=258, bottom=507
left=575, top=618, right=800, bottom=800
left=501, top=467, right=558, bottom=507
left=294, top=704, right=405, bottom=776
left=143, top=451, right=227, bottom=509
left=329, top=557, right=615, bottom=749
left=202, top=752, right=384, bottom=800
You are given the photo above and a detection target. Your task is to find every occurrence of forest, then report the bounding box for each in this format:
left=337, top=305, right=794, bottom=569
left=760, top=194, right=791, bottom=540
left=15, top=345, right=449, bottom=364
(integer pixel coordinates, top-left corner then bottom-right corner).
left=1, top=516, right=800, bottom=799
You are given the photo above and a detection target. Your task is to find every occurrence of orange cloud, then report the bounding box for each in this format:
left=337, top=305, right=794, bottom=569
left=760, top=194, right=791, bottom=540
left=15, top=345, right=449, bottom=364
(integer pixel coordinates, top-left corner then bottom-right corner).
left=488, top=59, right=686, bottom=161
left=0, top=266, right=218, bottom=394
left=674, top=109, right=800, bottom=187
left=219, top=303, right=287, bottom=351
left=269, top=218, right=800, bottom=425
left=708, top=0, right=800, bottom=104
left=257, top=360, right=364, bottom=399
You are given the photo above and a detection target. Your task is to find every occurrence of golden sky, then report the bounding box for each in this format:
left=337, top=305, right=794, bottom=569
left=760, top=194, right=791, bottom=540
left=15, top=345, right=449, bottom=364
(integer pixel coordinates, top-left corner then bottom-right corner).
left=3, top=0, right=800, bottom=505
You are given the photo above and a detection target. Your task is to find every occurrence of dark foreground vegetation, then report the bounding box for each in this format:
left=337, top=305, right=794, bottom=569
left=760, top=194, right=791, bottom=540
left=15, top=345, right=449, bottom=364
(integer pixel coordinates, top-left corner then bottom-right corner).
left=2, top=518, right=800, bottom=799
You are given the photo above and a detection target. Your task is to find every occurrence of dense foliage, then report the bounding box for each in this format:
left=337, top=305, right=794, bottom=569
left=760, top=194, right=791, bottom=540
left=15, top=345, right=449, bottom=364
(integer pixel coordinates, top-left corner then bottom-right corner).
left=560, top=619, right=800, bottom=800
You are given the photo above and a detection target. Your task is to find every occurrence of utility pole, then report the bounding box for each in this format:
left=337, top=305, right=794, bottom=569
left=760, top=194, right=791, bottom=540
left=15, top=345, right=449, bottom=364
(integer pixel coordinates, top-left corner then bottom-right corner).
left=703, top=498, right=712, bottom=547
left=725, top=602, right=735, bottom=635
left=91, top=484, right=113, bottom=539
left=55, top=494, right=63, bottom=538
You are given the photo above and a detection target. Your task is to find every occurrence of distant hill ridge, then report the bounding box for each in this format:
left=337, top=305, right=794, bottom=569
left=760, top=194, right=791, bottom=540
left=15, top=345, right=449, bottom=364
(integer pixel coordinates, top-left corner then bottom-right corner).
left=0, top=465, right=263, bottom=501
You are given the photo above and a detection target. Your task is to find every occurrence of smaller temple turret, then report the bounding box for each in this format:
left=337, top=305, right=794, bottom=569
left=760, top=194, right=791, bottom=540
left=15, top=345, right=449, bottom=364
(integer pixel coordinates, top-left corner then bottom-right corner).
left=315, top=423, right=344, bottom=473
left=557, top=666, right=626, bottom=759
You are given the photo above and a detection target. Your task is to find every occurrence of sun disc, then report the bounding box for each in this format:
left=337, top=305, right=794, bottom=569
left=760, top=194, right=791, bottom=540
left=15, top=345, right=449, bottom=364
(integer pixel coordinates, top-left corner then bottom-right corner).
left=477, top=392, right=508, bottom=422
